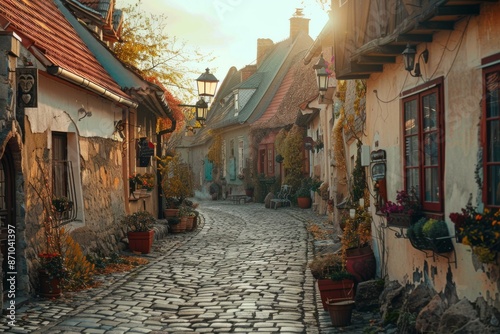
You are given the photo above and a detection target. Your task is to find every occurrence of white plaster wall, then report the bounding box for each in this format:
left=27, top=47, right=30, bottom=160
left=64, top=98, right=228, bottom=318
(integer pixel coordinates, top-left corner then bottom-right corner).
left=25, top=74, right=122, bottom=139
left=365, top=3, right=500, bottom=305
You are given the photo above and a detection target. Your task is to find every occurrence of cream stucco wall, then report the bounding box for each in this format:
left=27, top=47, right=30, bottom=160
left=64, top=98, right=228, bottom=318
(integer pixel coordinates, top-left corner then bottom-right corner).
left=365, top=3, right=500, bottom=307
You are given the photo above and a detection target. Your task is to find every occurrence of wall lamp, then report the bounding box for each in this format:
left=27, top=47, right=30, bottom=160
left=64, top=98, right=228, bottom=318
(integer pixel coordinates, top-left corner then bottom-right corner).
left=313, top=53, right=329, bottom=100
left=402, top=43, right=429, bottom=77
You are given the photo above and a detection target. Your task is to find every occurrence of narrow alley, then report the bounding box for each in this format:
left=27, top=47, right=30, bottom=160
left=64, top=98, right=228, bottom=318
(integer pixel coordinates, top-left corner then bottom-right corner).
left=1, top=201, right=384, bottom=334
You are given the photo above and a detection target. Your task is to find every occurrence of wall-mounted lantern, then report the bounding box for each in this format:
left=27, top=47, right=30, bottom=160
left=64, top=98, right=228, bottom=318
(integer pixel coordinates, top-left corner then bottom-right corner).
left=402, top=43, right=429, bottom=77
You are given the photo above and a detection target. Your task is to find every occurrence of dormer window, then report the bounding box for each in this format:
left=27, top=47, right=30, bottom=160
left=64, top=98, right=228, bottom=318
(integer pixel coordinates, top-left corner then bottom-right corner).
left=234, top=92, right=239, bottom=115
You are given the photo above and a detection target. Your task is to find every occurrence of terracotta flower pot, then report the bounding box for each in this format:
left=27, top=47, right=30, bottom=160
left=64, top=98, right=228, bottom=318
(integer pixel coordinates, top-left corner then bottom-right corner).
left=164, top=209, right=179, bottom=219
left=317, top=279, right=355, bottom=310
left=170, top=218, right=187, bottom=233
left=127, top=230, right=155, bottom=254
left=297, top=197, right=312, bottom=209
left=345, top=245, right=376, bottom=283
left=38, top=270, right=62, bottom=299
left=327, top=299, right=355, bottom=327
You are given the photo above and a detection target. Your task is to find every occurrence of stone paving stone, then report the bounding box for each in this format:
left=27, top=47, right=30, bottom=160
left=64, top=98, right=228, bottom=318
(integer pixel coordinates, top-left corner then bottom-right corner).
left=1, top=201, right=389, bottom=333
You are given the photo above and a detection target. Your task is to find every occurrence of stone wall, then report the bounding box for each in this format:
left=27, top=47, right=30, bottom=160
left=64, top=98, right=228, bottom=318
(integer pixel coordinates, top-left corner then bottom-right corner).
left=71, top=137, right=127, bottom=255
left=23, top=133, right=128, bottom=291
left=376, top=279, right=500, bottom=333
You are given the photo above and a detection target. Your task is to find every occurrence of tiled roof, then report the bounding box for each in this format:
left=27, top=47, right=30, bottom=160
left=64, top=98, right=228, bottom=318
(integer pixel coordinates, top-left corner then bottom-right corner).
left=206, top=33, right=312, bottom=131
left=0, top=0, right=130, bottom=101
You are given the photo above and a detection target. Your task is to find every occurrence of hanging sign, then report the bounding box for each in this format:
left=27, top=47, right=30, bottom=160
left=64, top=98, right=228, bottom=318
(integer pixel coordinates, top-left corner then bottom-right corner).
left=137, top=138, right=155, bottom=167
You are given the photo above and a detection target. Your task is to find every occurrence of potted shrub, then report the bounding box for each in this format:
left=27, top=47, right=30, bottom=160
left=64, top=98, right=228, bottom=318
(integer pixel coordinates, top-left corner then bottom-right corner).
left=38, top=252, right=67, bottom=298
left=309, top=253, right=355, bottom=311
left=341, top=206, right=376, bottom=283
left=296, top=177, right=316, bottom=209
left=178, top=204, right=195, bottom=231
left=122, top=211, right=156, bottom=254
left=157, top=154, right=193, bottom=215
left=407, top=217, right=453, bottom=253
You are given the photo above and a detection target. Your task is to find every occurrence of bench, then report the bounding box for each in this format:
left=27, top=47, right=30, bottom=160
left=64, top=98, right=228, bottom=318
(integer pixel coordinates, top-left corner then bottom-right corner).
left=270, top=185, right=292, bottom=209
left=228, top=194, right=247, bottom=204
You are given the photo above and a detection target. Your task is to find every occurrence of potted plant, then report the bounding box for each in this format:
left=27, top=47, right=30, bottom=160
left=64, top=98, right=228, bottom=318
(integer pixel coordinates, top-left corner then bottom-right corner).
left=341, top=205, right=376, bottom=283
left=138, top=172, right=155, bottom=191
left=38, top=252, right=67, bottom=298
left=296, top=177, right=319, bottom=209
left=423, top=219, right=454, bottom=253
left=129, top=173, right=141, bottom=193
left=122, top=211, right=156, bottom=254
left=178, top=204, right=195, bottom=231
left=381, top=189, right=422, bottom=228
left=309, top=253, right=355, bottom=311
left=450, top=204, right=500, bottom=263
left=407, top=218, right=454, bottom=253
left=52, top=196, right=73, bottom=213
left=157, top=154, right=193, bottom=215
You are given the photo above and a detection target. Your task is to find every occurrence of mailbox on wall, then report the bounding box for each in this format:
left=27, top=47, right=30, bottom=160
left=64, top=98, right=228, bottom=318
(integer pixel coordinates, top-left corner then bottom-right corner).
left=370, top=149, right=387, bottom=212
left=370, top=149, right=386, bottom=180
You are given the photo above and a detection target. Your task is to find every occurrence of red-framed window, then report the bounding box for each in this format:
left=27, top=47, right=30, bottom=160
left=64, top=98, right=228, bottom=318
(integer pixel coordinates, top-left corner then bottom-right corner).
left=482, top=55, right=500, bottom=207
left=402, top=78, right=445, bottom=213
left=258, top=143, right=275, bottom=177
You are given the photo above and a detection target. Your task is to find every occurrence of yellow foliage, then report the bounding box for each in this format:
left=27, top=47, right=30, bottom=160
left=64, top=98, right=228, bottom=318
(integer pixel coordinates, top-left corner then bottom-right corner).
left=61, top=229, right=95, bottom=291
left=207, top=134, right=223, bottom=167
left=157, top=154, right=193, bottom=202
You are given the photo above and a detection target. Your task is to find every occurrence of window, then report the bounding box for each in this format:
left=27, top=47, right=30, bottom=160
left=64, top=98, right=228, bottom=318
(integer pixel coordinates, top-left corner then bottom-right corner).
left=402, top=78, right=444, bottom=212
left=52, top=132, right=69, bottom=199
left=52, top=132, right=78, bottom=224
left=483, top=60, right=500, bottom=206
left=258, top=144, right=274, bottom=176
left=222, top=140, right=227, bottom=179
left=238, top=139, right=244, bottom=174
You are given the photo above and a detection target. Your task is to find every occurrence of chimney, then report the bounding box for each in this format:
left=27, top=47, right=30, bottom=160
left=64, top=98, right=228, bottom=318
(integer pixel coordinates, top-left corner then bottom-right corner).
left=257, top=38, right=274, bottom=68
left=241, top=65, right=257, bottom=82
left=289, top=8, right=310, bottom=39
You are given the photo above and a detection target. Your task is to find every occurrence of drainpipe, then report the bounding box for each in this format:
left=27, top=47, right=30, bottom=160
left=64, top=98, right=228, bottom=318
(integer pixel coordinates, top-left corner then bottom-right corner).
left=156, top=116, right=176, bottom=219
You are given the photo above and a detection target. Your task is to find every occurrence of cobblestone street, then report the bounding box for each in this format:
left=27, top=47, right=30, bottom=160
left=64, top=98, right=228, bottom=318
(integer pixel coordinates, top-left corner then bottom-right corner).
left=1, top=200, right=383, bottom=334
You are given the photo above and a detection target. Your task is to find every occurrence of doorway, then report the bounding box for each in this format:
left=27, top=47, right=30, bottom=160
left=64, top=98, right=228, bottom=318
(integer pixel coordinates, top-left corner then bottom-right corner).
left=1, top=147, right=15, bottom=301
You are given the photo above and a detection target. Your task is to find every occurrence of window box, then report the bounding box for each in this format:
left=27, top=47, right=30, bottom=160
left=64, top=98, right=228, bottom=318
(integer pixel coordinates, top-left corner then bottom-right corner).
left=386, top=212, right=419, bottom=228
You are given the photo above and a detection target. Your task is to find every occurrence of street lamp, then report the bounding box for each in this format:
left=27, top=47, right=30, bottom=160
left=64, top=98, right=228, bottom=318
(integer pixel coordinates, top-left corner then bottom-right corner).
left=195, top=97, right=208, bottom=125
left=313, top=53, right=329, bottom=99
left=179, top=68, right=218, bottom=127
left=196, top=68, right=219, bottom=97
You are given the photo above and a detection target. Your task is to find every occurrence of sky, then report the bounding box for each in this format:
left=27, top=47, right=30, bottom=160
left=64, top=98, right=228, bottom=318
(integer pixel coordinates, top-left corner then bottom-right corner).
left=120, top=0, right=330, bottom=99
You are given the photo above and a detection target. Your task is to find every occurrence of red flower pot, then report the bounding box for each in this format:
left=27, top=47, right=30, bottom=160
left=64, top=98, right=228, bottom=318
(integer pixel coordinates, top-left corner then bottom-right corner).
left=317, top=279, right=355, bottom=310
left=38, top=269, right=62, bottom=298
left=127, top=230, right=155, bottom=254
left=297, top=197, right=312, bottom=209
left=345, top=245, right=376, bottom=283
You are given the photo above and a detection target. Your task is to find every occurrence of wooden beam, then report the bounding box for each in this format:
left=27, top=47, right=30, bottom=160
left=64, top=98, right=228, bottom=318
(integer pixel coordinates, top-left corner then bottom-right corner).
left=370, top=45, right=408, bottom=56
left=435, top=4, right=481, bottom=16
left=397, top=34, right=434, bottom=43
left=356, top=55, right=396, bottom=65
left=336, top=73, right=371, bottom=80
left=350, top=63, right=384, bottom=73
left=416, top=21, right=456, bottom=31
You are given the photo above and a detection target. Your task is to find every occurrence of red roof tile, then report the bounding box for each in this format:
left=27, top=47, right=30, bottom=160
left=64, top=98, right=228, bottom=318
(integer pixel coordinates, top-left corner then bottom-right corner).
left=0, top=0, right=130, bottom=101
